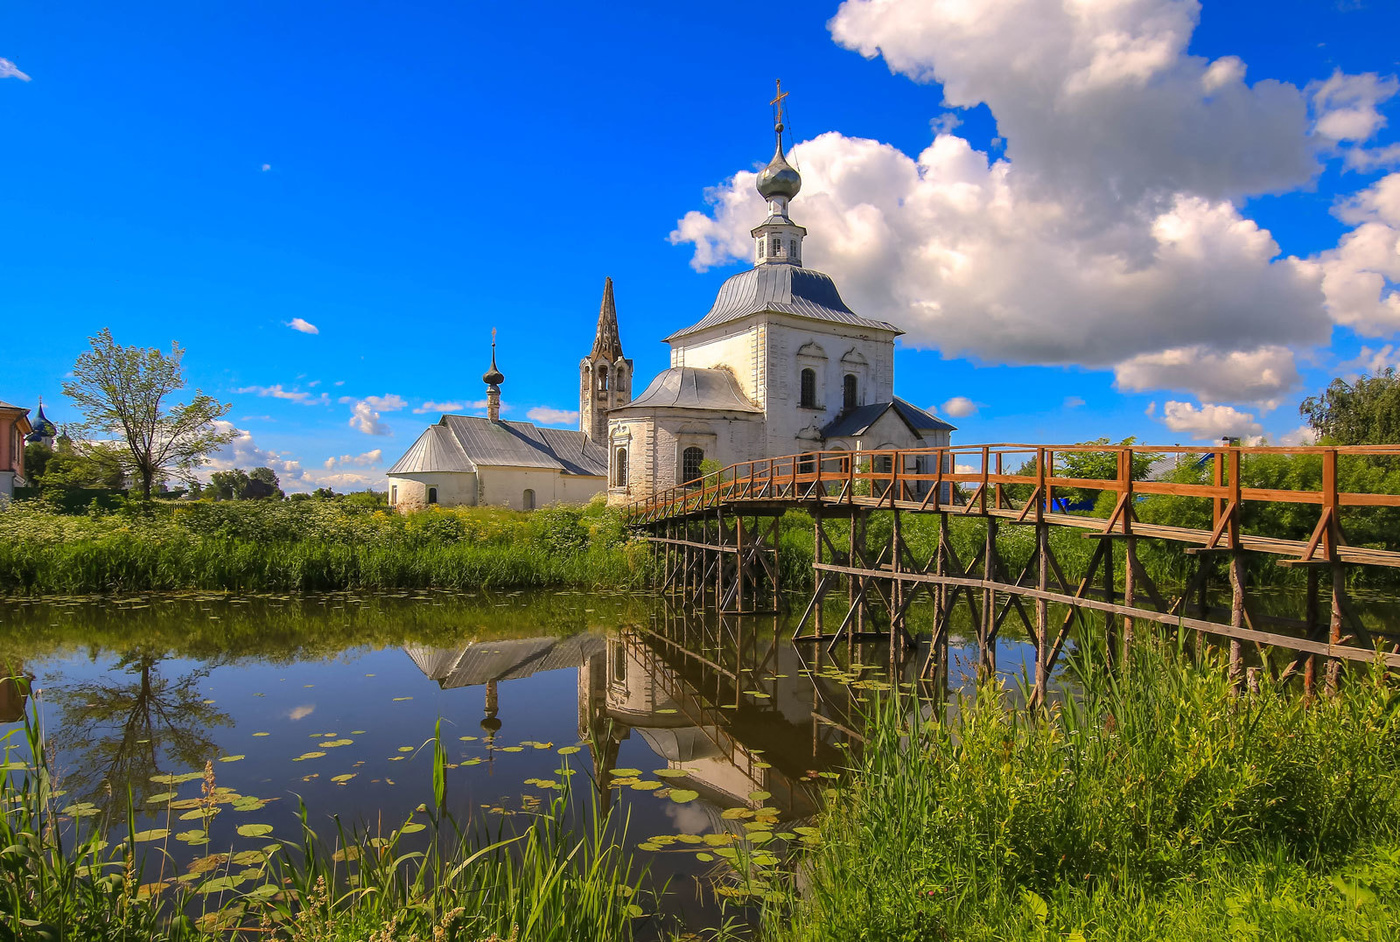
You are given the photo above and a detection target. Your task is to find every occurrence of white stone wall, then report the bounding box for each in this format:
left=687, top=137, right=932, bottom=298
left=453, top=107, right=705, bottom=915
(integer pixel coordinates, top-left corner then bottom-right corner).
left=669, top=324, right=765, bottom=406
left=762, top=315, right=898, bottom=457
left=606, top=411, right=763, bottom=505
left=390, top=467, right=604, bottom=512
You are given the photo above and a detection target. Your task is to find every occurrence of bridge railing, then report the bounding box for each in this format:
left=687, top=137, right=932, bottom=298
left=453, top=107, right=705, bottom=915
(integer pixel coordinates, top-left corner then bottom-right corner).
left=624, top=442, right=1400, bottom=559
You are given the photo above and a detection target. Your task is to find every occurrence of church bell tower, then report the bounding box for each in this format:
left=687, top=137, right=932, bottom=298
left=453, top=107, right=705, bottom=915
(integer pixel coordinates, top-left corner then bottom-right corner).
left=580, top=277, right=631, bottom=442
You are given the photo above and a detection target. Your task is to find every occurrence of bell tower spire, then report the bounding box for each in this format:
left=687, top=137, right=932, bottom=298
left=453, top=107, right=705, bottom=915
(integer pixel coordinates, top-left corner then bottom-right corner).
left=752, top=79, right=806, bottom=267
left=580, top=277, right=632, bottom=442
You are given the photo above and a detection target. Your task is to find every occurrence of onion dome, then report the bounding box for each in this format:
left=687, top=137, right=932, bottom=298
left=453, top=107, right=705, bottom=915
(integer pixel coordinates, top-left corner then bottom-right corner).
left=25, top=399, right=56, bottom=443
left=482, top=335, right=505, bottom=386
left=756, top=127, right=802, bottom=201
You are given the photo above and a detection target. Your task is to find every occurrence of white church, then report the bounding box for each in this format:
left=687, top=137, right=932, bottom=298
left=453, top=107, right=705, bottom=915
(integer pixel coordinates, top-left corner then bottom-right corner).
left=388, top=97, right=953, bottom=512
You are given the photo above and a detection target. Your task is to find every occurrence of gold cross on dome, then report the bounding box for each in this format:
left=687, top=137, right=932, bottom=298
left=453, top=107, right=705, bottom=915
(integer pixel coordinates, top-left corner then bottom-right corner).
left=770, top=79, right=788, bottom=127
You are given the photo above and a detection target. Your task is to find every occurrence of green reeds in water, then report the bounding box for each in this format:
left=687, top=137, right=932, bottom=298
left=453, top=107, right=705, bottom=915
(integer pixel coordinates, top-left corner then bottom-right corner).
left=753, top=643, right=1400, bottom=941
left=1, top=704, right=650, bottom=942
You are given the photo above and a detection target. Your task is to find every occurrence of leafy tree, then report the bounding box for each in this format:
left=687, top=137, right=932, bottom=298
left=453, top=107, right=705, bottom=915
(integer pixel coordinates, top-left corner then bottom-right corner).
left=246, top=466, right=284, bottom=500
left=1057, top=437, right=1160, bottom=509
left=34, top=440, right=128, bottom=489
left=22, top=441, right=51, bottom=481
left=1300, top=368, right=1400, bottom=444
left=209, top=468, right=251, bottom=501
left=62, top=328, right=234, bottom=500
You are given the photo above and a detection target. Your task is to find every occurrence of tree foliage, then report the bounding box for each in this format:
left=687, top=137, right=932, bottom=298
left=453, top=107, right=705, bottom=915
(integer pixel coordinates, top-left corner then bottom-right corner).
left=62, top=329, right=234, bottom=499
left=1300, top=368, right=1400, bottom=445
left=208, top=466, right=284, bottom=500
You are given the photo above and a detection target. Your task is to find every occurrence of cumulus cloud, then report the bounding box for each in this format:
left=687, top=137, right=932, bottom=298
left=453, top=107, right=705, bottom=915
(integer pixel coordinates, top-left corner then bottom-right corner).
left=412, top=399, right=487, bottom=414
left=939, top=396, right=978, bottom=418
left=1302, top=172, right=1400, bottom=335
left=202, top=422, right=308, bottom=483
left=0, top=58, right=30, bottom=81
left=1113, top=344, right=1300, bottom=405
left=671, top=0, right=1400, bottom=407
left=324, top=449, right=383, bottom=470
left=1063, top=396, right=1086, bottom=409
left=526, top=406, right=580, bottom=426
left=1339, top=344, right=1400, bottom=375
left=1279, top=424, right=1319, bottom=446
left=1159, top=401, right=1263, bottom=440
left=286, top=317, right=319, bottom=335
left=349, top=401, right=392, bottom=436
left=234, top=384, right=328, bottom=406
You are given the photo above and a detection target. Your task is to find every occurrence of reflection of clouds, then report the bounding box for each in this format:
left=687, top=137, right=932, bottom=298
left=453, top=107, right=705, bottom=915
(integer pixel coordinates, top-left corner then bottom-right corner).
left=665, top=800, right=714, bottom=835
left=288, top=704, right=315, bottom=721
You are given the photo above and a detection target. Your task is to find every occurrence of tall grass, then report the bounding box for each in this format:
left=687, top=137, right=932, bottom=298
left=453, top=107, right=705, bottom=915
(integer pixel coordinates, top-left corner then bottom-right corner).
left=754, top=643, right=1400, bottom=941
left=0, top=498, right=653, bottom=595
left=1, top=707, right=652, bottom=941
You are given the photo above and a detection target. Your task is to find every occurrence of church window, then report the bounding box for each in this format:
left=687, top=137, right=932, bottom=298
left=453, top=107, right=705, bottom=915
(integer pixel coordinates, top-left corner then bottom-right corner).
left=599, top=365, right=609, bottom=392
left=799, top=455, right=816, bottom=476
left=800, top=368, right=817, bottom=408
left=427, top=487, right=438, bottom=505
left=843, top=374, right=858, bottom=410
left=770, top=236, right=781, bottom=256
left=614, top=447, right=628, bottom=487
left=390, top=485, right=398, bottom=505
left=523, top=488, right=535, bottom=510
left=790, top=239, right=798, bottom=258
left=758, top=240, right=765, bottom=259
left=682, top=446, right=705, bottom=483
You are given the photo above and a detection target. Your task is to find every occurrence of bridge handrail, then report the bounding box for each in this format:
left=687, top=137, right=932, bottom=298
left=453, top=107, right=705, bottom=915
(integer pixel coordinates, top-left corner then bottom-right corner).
left=622, top=443, right=1400, bottom=554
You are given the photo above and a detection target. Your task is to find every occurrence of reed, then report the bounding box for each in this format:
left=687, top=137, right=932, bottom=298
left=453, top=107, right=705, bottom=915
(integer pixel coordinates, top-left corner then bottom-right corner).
left=1, top=707, right=652, bottom=942
left=755, top=642, right=1400, bottom=941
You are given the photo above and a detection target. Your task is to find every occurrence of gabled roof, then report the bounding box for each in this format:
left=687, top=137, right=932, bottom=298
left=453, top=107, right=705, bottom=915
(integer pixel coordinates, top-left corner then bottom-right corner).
left=821, top=398, right=956, bottom=440
left=664, top=266, right=901, bottom=342
left=388, top=416, right=608, bottom=477
left=406, top=634, right=607, bottom=689
left=613, top=367, right=763, bottom=414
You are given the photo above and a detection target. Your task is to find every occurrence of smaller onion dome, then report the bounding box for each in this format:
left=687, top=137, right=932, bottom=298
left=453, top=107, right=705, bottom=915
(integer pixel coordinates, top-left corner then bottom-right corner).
left=25, top=400, right=57, bottom=443
left=756, top=127, right=802, bottom=201
left=482, top=336, right=505, bottom=386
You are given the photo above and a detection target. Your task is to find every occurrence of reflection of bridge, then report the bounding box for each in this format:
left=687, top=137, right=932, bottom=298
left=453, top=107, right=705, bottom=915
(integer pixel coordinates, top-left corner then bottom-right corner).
left=628, top=443, right=1400, bottom=701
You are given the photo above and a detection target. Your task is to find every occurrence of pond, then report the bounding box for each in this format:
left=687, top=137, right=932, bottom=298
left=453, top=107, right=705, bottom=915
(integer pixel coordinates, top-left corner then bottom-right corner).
left=0, top=589, right=1041, bottom=929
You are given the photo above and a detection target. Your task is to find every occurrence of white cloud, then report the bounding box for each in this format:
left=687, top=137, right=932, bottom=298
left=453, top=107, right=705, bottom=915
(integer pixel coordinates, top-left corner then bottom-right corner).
left=287, top=318, right=319, bottom=335
left=203, top=422, right=308, bottom=483
left=940, top=396, right=978, bottom=418
left=526, top=406, right=580, bottom=426
left=234, top=384, right=328, bottom=406
left=261, top=163, right=272, bottom=172
left=1279, top=424, right=1319, bottom=446
left=1063, top=396, right=1086, bottom=409
left=1339, top=344, right=1400, bottom=375
left=1159, top=401, right=1263, bottom=441
left=0, top=58, right=30, bottom=81
left=412, top=399, right=482, bottom=415
left=1113, top=345, right=1300, bottom=405
left=349, top=400, right=392, bottom=436
left=1302, top=172, right=1400, bottom=335
left=1311, top=70, right=1398, bottom=144
left=670, top=0, right=1400, bottom=404
left=323, top=449, right=383, bottom=471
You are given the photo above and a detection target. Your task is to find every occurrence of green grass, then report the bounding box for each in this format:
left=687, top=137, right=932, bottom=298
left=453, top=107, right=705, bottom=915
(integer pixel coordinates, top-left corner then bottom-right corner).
left=1, top=711, right=652, bottom=942
left=750, top=643, right=1400, bottom=941
left=0, top=498, right=654, bottom=595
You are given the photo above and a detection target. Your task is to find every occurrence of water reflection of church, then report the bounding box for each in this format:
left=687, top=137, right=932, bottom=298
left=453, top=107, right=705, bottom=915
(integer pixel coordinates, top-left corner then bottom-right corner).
left=405, top=614, right=870, bottom=823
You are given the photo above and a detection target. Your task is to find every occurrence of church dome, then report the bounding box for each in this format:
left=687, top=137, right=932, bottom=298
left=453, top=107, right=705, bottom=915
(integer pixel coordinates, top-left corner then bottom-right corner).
left=482, top=349, right=505, bottom=386
left=26, top=401, right=56, bottom=443
left=756, top=136, right=801, bottom=201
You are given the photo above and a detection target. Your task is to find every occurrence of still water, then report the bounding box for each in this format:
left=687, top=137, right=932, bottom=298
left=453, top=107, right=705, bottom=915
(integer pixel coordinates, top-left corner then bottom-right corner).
left=0, top=589, right=1043, bottom=925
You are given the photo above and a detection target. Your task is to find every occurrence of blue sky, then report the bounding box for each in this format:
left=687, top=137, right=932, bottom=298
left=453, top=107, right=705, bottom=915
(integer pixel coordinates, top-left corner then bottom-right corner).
left=4, top=0, right=1399, bottom=491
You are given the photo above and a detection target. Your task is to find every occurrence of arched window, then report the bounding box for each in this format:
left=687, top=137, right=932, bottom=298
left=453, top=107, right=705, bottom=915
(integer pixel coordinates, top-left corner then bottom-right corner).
left=843, top=374, right=858, bottom=410
left=800, top=368, right=817, bottom=408
left=682, top=446, right=705, bottom=483
left=598, top=365, right=609, bottom=392
left=614, top=447, right=628, bottom=487
left=523, top=489, right=535, bottom=510
left=799, top=455, right=816, bottom=476
left=427, top=486, right=438, bottom=505
left=390, top=485, right=398, bottom=505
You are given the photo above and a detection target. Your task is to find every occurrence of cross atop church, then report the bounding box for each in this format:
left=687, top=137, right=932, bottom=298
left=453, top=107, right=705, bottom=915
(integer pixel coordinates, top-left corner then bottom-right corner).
left=771, top=79, right=788, bottom=131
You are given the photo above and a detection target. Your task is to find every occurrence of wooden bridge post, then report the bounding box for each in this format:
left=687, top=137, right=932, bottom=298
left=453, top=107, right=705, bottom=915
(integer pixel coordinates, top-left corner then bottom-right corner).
left=890, top=506, right=905, bottom=649
left=736, top=514, right=746, bottom=614
left=1034, top=449, right=1051, bottom=705
left=1303, top=565, right=1319, bottom=701
left=1227, top=448, right=1244, bottom=686
left=1323, top=449, right=1344, bottom=696
left=981, top=515, right=998, bottom=678
left=1121, top=448, right=1137, bottom=666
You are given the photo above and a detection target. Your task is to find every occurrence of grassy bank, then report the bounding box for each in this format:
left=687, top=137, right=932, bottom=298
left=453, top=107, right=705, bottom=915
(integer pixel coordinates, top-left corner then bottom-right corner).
left=0, top=499, right=653, bottom=595
left=2, top=714, right=651, bottom=942
left=755, top=645, right=1400, bottom=941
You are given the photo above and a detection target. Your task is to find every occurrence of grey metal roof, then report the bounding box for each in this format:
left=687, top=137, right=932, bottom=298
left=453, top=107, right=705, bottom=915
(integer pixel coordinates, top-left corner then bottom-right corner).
left=388, top=416, right=607, bottom=477
left=387, top=424, right=475, bottom=475
left=664, top=265, right=902, bottom=342
left=612, top=367, right=762, bottom=414
left=405, top=633, right=607, bottom=689
left=821, top=398, right=956, bottom=439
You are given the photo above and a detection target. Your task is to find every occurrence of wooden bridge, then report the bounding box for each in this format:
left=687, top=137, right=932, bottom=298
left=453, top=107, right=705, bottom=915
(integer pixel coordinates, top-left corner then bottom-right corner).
left=624, top=442, right=1400, bottom=702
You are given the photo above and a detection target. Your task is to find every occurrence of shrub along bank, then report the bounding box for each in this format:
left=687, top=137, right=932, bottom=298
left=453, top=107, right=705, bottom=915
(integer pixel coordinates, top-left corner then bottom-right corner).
left=0, top=498, right=652, bottom=595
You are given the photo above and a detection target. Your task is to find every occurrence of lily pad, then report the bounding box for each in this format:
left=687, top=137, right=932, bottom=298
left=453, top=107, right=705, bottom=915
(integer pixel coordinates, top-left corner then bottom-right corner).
left=146, top=791, right=178, bottom=804
left=331, top=774, right=357, bottom=784
left=398, top=822, right=426, bottom=835
left=133, top=829, right=171, bottom=842
left=557, top=746, right=581, bottom=755
left=217, top=755, right=245, bottom=763
left=749, top=790, right=772, bottom=802
left=667, top=789, right=700, bottom=804
left=176, top=830, right=209, bottom=844
left=236, top=824, right=274, bottom=838
left=653, top=769, right=689, bottom=779
left=609, top=768, right=643, bottom=777
left=292, top=752, right=326, bottom=761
